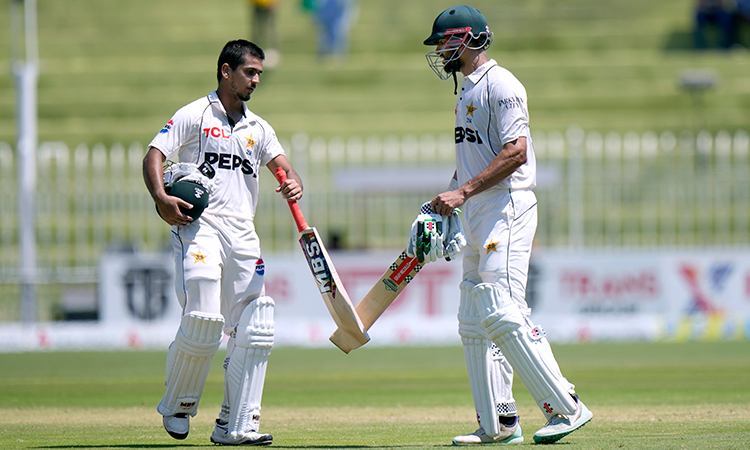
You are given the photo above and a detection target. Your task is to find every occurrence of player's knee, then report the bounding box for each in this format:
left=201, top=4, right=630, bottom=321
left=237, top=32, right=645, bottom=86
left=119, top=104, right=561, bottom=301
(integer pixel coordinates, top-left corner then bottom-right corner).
left=481, top=312, right=520, bottom=342
left=458, top=280, right=477, bottom=315
left=458, top=313, right=486, bottom=341
left=458, top=280, right=486, bottom=341
left=472, top=283, right=526, bottom=341
left=173, top=311, right=225, bottom=358
left=234, top=296, right=275, bottom=350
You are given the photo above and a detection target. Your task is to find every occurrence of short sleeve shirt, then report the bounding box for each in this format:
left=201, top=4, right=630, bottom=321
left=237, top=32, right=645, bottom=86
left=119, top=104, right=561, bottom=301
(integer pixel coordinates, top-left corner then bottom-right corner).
left=149, top=91, right=285, bottom=221
left=454, top=59, right=536, bottom=190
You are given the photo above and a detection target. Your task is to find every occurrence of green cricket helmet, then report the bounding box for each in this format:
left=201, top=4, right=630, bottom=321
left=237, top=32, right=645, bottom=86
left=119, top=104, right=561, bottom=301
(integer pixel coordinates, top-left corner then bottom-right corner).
left=424, top=5, right=493, bottom=80
left=162, top=180, right=209, bottom=221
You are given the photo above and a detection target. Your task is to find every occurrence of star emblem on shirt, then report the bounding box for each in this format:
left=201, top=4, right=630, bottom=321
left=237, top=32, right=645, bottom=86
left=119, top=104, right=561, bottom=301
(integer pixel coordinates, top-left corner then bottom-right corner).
left=191, top=250, right=208, bottom=264
left=466, top=101, right=477, bottom=117
left=246, top=135, right=257, bottom=149
left=484, top=239, right=499, bottom=254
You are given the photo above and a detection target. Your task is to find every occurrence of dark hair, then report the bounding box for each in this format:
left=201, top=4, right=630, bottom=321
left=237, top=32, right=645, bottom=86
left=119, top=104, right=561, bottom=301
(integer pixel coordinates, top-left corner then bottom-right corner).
left=216, top=40, right=265, bottom=82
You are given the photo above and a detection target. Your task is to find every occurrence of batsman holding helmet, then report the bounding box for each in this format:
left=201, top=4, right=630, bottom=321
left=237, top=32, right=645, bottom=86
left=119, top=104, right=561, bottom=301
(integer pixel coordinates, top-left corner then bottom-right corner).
left=143, top=40, right=302, bottom=446
left=412, top=5, right=593, bottom=445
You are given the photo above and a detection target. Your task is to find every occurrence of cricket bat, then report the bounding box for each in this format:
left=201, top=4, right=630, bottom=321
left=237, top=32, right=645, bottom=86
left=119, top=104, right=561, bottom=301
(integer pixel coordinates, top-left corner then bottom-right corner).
left=273, top=167, right=370, bottom=348
left=329, top=250, right=422, bottom=353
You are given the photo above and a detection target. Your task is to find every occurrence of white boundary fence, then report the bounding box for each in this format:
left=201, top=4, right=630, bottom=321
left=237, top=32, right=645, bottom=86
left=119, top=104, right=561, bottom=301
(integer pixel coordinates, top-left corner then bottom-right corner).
left=536, top=129, right=750, bottom=249
left=0, top=128, right=748, bottom=322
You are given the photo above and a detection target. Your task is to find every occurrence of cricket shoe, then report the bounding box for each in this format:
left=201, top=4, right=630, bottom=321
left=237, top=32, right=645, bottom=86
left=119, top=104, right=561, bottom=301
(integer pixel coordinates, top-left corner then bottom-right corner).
left=452, top=417, right=523, bottom=445
left=533, top=396, right=593, bottom=444
left=162, top=413, right=190, bottom=440
left=210, top=419, right=273, bottom=446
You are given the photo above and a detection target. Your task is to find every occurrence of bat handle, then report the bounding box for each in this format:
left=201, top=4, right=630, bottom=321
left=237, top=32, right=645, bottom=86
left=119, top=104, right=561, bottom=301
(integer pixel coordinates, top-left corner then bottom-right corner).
left=274, top=166, right=308, bottom=232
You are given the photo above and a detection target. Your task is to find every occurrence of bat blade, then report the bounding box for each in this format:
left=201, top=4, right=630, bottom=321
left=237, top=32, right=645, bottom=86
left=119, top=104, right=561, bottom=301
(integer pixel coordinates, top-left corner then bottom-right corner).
left=298, top=227, right=370, bottom=347
left=273, top=166, right=369, bottom=348
left=329, top=250, right=421, bottom=353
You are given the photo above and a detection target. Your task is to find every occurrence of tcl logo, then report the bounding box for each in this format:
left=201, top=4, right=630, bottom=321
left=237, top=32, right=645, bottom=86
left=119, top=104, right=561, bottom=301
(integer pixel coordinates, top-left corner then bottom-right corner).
left=202, top=127, right=231, bottom=139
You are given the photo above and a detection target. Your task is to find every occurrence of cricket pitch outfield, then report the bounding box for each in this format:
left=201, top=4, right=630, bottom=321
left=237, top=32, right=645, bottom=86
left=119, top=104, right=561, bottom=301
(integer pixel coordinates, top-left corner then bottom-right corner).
left=1, top=342, right=748, bottom=449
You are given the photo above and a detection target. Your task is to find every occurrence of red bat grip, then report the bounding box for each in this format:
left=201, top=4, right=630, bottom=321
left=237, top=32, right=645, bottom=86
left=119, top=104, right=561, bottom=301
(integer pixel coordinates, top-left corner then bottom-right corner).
left=274, top=167, right=308, bottom=232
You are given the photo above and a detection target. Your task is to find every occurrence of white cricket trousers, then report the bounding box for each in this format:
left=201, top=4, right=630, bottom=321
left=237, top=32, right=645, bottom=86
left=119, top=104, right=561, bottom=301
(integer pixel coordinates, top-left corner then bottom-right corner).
left=172, top=214, right=266, bottom=334
left=461, top=188, right=537, bottom=313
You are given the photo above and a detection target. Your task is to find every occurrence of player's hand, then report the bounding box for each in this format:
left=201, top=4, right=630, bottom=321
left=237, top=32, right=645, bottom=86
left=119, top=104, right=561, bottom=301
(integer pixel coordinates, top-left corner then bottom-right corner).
left=276, top=178, right=302, bottom=201
left=406, top=202, right=444, bottom=263
left=406, top=213, right=444, bottom=263
left=430, top=190, right=466, bottom=216
left=156, top=194, right=193, bottom=227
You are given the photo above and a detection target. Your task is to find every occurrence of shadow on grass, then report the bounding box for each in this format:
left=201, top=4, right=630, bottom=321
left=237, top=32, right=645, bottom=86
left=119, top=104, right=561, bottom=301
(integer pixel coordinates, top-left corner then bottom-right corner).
left=32, top=446, right=459, bottom=449
left=34, top=446, right=206, bottom=449
left=32, top=446, right=432, bottom=449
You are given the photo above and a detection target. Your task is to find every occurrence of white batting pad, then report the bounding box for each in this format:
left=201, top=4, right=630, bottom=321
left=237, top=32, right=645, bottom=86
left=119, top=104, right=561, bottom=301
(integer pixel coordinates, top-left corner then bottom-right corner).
left=225, top=296, right=274, bottom=438
left=459, top=281, right=518, bottom=437
left=158, top=311, right=225, bottom=417
left=459, top=281, right=500, bottom=437
left=474, top=283, right=577, bottom=418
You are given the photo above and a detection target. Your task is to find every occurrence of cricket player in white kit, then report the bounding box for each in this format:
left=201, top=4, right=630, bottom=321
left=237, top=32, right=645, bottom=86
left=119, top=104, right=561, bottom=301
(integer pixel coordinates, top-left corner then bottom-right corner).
left=143, top=40, right=302, bottom=446
left=417, top=6, right=593, bottom=445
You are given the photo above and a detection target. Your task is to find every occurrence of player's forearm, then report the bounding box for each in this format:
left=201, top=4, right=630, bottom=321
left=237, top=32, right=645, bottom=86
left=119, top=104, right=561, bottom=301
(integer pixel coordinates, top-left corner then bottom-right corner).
left=143, top=147, right=168, bottom=203
left=459, top=158, right=522, bottom=198
left=459, top=137, right=527, bottom=199
left=431, top=142, right=526, bottom=215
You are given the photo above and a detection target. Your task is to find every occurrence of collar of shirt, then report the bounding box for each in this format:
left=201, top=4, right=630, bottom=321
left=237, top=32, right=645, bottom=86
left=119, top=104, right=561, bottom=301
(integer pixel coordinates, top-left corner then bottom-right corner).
left=464, top=59, right=498, bottom=85
left=207, top=90, right=253, bottom=126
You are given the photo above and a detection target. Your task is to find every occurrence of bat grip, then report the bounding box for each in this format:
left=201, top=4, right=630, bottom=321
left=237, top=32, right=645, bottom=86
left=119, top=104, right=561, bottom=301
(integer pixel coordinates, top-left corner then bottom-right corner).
left=274, top=167, right=308, bottom=232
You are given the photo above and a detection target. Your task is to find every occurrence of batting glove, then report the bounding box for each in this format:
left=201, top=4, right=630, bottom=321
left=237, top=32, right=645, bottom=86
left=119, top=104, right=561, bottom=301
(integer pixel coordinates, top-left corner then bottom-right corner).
left=163, top=162, right=216, bottom=194
left=442, top=210, right=466, bottom=261
left=406, top=204, right=444, bottom=263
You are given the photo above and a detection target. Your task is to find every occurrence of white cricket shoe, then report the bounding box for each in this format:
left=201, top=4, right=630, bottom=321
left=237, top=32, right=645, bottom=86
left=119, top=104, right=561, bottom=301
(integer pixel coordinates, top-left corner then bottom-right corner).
left=452, top=417, right=523, bottom=445
left=533, top=397, right=593, bottom=444
left=210, top=419, right=273, bottom=446
left=162, top=413, right=190, bottom=440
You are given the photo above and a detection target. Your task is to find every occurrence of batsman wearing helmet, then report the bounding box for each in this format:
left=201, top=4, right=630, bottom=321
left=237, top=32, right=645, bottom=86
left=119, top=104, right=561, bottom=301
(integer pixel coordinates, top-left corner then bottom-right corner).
left=143, top=39, right=302, bottom=446
left=415, top=5, right=593, bottom=445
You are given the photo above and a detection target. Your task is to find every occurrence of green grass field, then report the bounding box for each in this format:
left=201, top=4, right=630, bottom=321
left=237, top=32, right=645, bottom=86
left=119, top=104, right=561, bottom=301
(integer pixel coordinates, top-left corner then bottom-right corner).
left=1, top=0, right=749, bottom=147
left=1, top=342, right=748, bottom=449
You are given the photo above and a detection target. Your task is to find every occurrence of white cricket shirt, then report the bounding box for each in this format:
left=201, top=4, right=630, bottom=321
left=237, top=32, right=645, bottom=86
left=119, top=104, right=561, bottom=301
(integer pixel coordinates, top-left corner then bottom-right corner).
left=455, top=59, right=536, bottom=190
left=149, top=91, right=285, bottom=221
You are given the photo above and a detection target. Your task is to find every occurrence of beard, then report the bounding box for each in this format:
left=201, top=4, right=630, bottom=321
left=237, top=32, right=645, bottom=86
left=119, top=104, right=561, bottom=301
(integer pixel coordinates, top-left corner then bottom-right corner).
left=231, top=79, right=252, bottom=102
left=442, top=47, right=464, bottom=75
left=443, top=57, right=463, bottom=75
